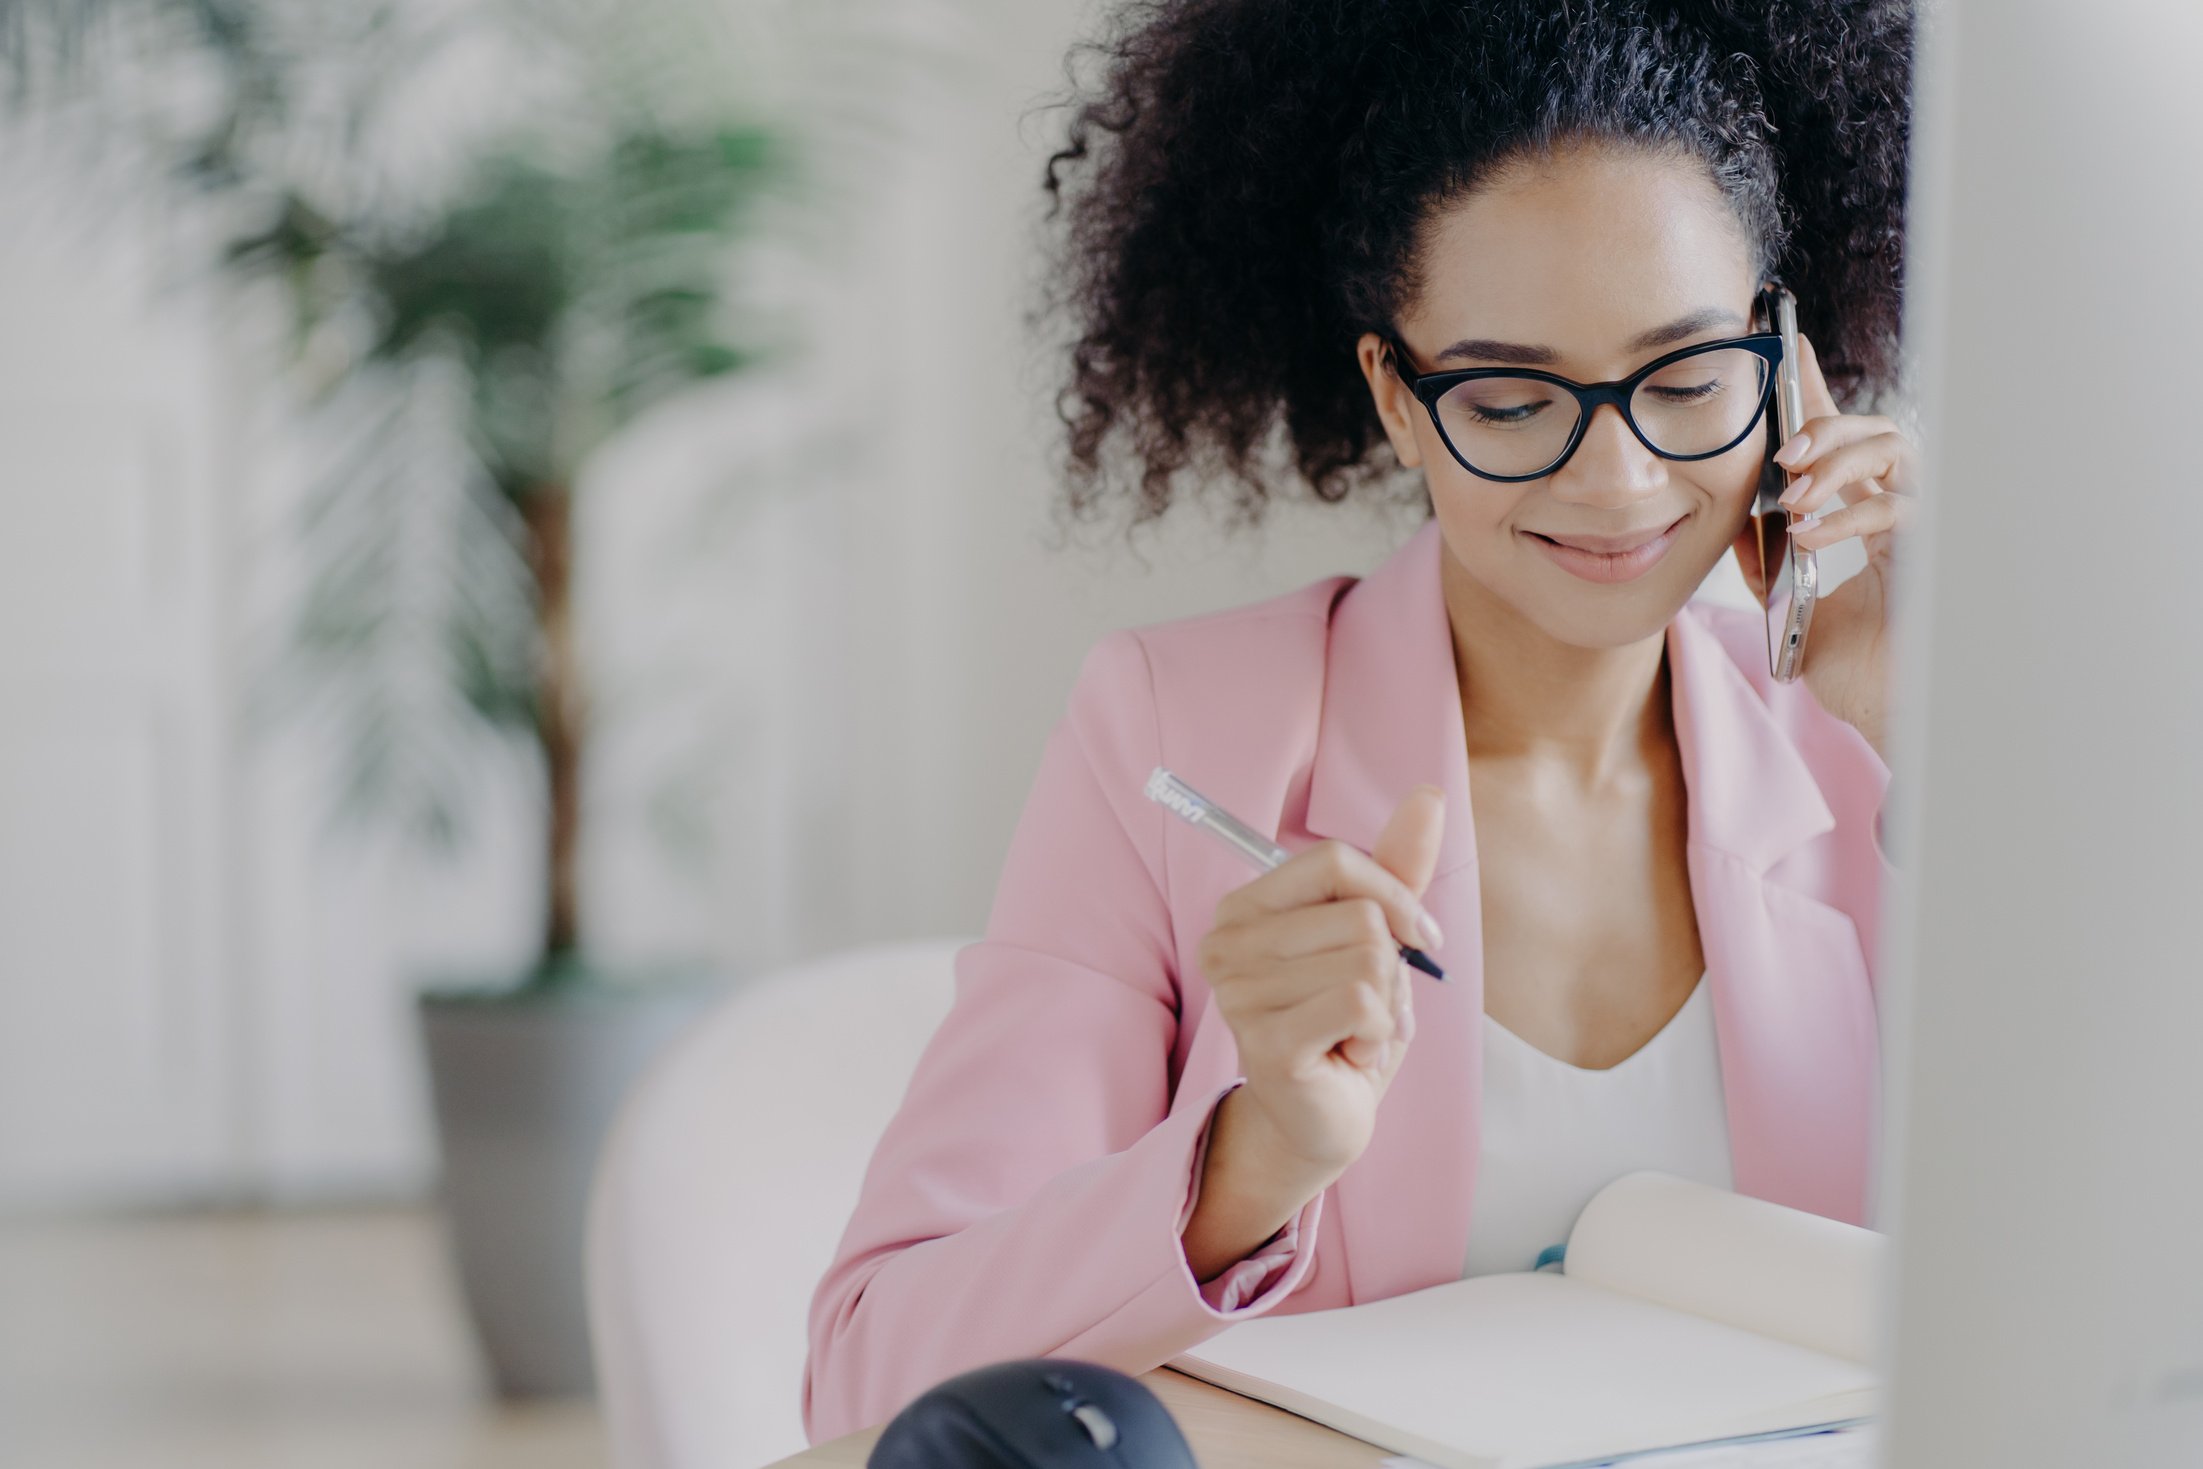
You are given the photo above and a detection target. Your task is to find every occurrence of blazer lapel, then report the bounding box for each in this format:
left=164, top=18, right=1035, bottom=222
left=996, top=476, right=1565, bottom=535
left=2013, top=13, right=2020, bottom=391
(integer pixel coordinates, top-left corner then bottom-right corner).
left=1665, top=606, right=1884, bottom=1229
left=1301, top=519, right=1483, bottom=1304
left=1300, top=517, right=1880, bottom=1305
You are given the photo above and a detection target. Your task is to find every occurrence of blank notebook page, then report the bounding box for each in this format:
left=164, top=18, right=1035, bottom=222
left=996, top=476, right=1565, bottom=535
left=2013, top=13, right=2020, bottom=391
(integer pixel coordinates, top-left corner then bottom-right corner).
left=1172, top=1270, right=1874, bottom=1469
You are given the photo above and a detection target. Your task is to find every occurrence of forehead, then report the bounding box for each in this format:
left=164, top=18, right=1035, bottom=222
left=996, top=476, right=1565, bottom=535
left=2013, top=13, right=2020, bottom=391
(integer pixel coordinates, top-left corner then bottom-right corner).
left=1407, top=145, right=1758, bottom=367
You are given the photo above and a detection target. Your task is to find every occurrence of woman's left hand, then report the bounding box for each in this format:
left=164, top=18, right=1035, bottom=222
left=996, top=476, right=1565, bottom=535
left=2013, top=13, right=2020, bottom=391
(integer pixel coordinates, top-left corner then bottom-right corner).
left=1730, top=330, right=1920, bottom=763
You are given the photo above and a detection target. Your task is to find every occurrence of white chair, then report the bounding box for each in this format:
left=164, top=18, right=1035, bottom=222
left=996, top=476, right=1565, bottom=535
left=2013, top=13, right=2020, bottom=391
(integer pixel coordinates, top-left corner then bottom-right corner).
left=586, top=937, right=968, bottom=1469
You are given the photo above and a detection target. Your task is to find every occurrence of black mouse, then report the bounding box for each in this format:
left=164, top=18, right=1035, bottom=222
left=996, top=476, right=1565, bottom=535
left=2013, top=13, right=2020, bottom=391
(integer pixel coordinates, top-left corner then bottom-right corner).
left=866, top=1357, right=1199, bottom=1468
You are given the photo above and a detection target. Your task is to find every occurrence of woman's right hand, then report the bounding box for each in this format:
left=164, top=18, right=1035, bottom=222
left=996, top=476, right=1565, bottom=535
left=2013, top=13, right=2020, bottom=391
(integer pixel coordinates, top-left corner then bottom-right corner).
left=1194, top=784, right=1449, bottom=1184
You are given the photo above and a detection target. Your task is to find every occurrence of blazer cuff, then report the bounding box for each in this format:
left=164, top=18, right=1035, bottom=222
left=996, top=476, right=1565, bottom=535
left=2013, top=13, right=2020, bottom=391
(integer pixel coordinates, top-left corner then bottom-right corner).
left=1047, top=1078, right=1324, bottom=1370
left=1177, top=1078, right=1322, bottom=1316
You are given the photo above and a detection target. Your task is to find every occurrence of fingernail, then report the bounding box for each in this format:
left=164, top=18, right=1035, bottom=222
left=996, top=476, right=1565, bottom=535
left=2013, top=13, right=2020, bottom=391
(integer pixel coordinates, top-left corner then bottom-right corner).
left=1399, top=1002, right=1417, bottom=1043
left=1777, top=472, right=1812, bottom=507
left=1378, top=1041, right=1394, bottom=1071
left=1774, top=433, right=1810, bottom=467
left=1417, top=911, right=1444, bottom=949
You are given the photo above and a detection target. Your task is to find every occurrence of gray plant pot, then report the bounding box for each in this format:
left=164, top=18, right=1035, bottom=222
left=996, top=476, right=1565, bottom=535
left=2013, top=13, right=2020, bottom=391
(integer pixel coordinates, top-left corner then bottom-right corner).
left=417, top=966, right=730, bottom=1399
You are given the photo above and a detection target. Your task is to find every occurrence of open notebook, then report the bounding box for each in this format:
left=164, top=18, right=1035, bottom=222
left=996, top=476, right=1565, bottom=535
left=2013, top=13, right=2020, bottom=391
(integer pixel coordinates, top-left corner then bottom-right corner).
left=1168, top=1172, right=1884, bottom=1469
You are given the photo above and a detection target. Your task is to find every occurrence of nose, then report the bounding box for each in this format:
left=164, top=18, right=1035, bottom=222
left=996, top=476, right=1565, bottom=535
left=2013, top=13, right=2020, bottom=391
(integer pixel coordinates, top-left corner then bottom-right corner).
left=1549, top=401, right=1666, bottom=507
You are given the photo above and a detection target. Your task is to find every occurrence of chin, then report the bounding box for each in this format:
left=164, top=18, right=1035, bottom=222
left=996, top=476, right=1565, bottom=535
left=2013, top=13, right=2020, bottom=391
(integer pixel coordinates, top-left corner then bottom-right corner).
left=1511, top=571, right=1700, bottom=651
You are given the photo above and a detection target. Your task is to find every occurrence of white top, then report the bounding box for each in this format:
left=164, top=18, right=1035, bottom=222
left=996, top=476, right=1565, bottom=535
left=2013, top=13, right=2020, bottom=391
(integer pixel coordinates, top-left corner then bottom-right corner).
left=1460, top=973, right=1734, bottom=1278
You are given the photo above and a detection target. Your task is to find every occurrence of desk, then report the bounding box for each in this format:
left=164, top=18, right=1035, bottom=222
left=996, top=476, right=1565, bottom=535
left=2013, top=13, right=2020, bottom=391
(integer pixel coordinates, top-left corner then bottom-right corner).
left=768, top=1366, right=1393, bottom=1467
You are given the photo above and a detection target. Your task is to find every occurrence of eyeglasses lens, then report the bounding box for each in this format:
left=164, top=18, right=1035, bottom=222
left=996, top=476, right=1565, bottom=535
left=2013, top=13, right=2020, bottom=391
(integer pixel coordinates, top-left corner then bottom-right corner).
left=1433, top=347, right=1772, bottom=477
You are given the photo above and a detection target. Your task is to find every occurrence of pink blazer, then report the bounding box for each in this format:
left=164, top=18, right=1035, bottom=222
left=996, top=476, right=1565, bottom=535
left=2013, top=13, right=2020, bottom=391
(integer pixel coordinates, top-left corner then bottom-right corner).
left=802, top=515, right=1897, bottom=1443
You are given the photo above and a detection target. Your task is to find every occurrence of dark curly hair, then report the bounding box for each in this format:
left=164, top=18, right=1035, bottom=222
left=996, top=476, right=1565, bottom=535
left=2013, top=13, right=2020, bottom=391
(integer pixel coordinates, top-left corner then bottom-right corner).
left=1033, top=0, right=1914, bottom=536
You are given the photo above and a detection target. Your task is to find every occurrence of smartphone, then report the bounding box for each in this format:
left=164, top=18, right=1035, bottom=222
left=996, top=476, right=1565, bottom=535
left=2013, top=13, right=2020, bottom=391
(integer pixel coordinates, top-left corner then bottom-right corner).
left=1750, top=283, right=1816, bottom=682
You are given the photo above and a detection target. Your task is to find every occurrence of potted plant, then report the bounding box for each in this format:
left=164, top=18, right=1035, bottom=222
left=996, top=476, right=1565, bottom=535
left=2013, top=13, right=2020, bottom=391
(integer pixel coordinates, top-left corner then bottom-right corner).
left=4, top=0, right=802, bottom=1396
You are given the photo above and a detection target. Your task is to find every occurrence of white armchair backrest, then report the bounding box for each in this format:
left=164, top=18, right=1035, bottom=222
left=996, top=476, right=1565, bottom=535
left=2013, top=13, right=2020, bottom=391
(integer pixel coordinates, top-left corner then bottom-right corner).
left=586, top=937, right=968, bottom=1469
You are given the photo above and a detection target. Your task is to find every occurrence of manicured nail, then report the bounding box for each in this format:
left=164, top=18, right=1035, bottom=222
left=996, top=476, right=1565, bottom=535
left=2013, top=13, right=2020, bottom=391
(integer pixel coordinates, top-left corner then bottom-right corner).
left=1774, top=433, right=1810, bottom=467
left=1778, top=472, right=1813, bottom=507
left=1417, top=911, right=1444, bottom=949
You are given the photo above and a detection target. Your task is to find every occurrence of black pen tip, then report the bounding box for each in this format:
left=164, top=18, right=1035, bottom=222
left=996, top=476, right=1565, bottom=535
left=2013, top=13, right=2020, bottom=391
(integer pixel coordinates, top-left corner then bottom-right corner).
left=1403, top=945, right=1447, bottom=982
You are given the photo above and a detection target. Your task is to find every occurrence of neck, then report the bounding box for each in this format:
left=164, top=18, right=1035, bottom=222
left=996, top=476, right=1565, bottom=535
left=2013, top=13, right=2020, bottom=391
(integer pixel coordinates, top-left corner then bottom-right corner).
left=1441, top=543, right=1673, bottom=788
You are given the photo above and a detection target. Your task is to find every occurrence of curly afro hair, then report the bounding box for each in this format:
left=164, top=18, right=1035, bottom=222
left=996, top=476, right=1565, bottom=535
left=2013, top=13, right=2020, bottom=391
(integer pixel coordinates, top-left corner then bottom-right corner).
left=1034, top=0, right=1915, bottom=535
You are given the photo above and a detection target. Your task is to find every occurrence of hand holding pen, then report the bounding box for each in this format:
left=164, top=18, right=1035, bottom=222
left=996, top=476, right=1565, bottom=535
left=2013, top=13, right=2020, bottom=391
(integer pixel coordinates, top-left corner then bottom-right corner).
left=1145, top=767, right=1448, bottom=982
left=1141, top=766, right=1448, bottom=1180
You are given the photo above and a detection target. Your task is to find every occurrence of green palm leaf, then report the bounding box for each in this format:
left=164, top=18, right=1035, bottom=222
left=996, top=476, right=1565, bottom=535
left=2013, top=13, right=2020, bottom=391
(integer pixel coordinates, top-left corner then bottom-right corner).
left=2, top=0, right=924, bottom=970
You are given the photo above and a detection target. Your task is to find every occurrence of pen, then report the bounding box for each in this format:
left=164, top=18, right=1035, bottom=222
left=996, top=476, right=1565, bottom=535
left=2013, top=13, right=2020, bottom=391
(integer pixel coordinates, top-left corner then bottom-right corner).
left=1142, top=765, right=1446, bottom=982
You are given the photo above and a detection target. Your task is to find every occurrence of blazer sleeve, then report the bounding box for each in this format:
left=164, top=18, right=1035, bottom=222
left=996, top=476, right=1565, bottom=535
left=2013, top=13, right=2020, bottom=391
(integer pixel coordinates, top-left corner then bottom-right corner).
left=800, top=628, right=1325, bottom=1444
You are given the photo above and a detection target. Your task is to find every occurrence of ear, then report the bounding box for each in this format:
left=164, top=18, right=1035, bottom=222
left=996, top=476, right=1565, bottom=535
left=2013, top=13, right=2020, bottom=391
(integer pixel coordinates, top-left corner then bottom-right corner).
left=1356, top=332, right=1425, bottom=470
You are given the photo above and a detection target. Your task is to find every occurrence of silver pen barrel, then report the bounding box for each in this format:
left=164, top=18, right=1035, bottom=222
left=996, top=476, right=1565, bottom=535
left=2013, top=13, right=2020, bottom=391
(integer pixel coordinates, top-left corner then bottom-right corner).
left=1143, top=766, right=1292, bottom=871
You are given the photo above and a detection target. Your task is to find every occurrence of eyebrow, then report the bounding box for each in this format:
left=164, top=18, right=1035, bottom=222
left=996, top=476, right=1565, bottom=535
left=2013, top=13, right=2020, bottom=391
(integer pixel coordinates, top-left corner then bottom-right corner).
left=1432, top=306, right=1747, bottom=367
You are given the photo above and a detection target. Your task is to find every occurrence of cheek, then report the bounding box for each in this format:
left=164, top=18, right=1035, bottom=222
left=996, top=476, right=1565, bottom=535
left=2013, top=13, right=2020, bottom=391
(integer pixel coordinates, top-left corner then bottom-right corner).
left=1668, top=440, right=1768, bottom=548
left=1712, top=434, right=1771, bottom=510
left=1426, top=465, right=1528, bottom=557
left=1674, top=450, right=1770, bottom=587
left=1674, top=447, right=1766, bottom=563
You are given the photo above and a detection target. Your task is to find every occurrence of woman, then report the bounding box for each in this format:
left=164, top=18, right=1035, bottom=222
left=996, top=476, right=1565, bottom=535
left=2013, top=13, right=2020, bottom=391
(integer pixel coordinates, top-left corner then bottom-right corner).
left=804, top=0, right=1918, bottom=1443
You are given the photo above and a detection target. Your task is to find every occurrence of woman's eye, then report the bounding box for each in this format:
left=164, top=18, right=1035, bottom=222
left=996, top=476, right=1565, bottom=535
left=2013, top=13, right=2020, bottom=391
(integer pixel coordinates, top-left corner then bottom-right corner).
left=1449, top=387, right=1557, bottom=427
left=1647, top=380, right=1726, bottom=404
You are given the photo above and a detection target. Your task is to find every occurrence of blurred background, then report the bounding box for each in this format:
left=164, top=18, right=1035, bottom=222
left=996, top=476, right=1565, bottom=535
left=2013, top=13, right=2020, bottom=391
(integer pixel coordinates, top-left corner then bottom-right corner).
left=0, top=0, right=1815, bottom=1465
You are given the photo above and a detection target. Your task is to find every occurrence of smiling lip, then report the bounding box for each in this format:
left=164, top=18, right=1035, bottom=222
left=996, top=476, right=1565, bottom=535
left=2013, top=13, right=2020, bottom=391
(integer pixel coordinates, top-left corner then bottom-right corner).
left=1526, top=515, right=1686, bottom=584
left=1534, top=517, right=1685, bottom=554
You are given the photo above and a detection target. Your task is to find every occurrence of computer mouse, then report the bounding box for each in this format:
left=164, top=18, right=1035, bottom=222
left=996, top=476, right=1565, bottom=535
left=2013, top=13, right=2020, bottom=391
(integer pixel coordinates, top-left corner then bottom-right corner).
left=866, top=1357, right=1199, bottom=1469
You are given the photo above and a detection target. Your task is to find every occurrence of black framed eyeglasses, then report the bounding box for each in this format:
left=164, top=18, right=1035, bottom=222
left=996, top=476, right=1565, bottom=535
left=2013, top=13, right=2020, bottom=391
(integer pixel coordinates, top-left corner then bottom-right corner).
left=1381, top=330, right=1787, bottom=483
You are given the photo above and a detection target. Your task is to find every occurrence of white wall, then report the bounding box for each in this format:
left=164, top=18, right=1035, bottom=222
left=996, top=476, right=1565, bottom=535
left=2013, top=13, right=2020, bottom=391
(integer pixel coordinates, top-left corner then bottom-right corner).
left=0, top=0, right=1815, bottom=1208
left=0, top=145, right=245, bottom=1206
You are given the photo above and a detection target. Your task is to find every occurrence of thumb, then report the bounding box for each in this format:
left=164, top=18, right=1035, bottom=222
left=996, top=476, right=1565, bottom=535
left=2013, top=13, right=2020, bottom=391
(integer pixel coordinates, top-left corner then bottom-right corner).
left=1371, top=783, right=1446, bottom=900
left=1796, top=330, right=1841, bottom=423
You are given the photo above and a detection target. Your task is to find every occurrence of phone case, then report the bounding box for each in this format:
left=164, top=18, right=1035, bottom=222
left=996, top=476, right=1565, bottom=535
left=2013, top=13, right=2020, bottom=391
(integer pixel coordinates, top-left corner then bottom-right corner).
left=1754, top=284, right=1817, bottom=682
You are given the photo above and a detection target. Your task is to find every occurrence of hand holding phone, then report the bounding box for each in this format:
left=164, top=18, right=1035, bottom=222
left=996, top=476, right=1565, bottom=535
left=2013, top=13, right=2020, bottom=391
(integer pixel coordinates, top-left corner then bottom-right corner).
left=1738, top=292, right=1925, bottom=756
